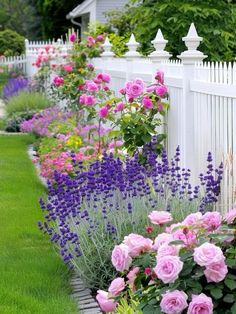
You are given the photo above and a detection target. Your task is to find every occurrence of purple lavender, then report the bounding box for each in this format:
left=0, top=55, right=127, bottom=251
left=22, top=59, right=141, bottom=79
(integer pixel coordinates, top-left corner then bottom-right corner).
left=3, top=77, right=29, bottom=100
left=38, top=146, right=223, bottom=289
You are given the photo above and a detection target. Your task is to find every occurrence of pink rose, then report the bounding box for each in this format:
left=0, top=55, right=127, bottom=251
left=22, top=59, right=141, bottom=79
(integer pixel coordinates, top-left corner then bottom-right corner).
left=155, top=84, right=167, bottom=97
left=123, top=233, right=153, bottom=257
left=108, top=277, right=125, bottom=296
left=157, top=244, right=179, bottom=258
left=155, top=70, right=164, bottom=84
left=119, top=88, right=126, bottom=95
left=96, top=290, right=117, bottom=313
left=87, top=63, right=94, bottom=70
left=86, top=36, right=96, bottom=46
left=148, top=210, right=172, bottom=225
left=96, top=34, right=104, bottom=42
left=86, top=81, right=99, bottom=92
left=79, top=94, right=87, bottom=104
left=202, top=211, right=222, bottom=231
left=85, top=95, right=96, bottom=106
left=134, top=78, right=144, bottom=88
left=53, top=76, right=64, bottom=86
left=98, top=106, right=109, bottom=118
left=204, top=260, right=228, bottom=283
left=64, top=64, right=73, bottom=72
left=114, top=102, right=125, bottom=112
left=153, top=233, right=173, bottom=251
left=172, top=228, right=197, bottom=247
left=111, top=244, right=132, bottom=272
left=96, top=72, right=111, bottom=83
left=225, top=208, right=236, bottom=224
left=69, top=33, right=77, bottom=42
left=126, top=82, right=144, bottom=98
left=142, top=96, right=153, bottom=109
left=187, top=293, right=213, bottom=314
left=160, top=290, right=188, bottom=314
left=193, top=243, right=224, bottom=267
left=182, top=212, right=202, bottom=226
left=127, top=267, right=140, bottom=288
left=154, top=255, right=183, bottom=284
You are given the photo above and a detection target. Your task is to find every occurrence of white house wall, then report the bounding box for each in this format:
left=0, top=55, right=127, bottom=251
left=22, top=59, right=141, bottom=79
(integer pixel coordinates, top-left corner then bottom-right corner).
left=96, top=0, right=128, bottom=24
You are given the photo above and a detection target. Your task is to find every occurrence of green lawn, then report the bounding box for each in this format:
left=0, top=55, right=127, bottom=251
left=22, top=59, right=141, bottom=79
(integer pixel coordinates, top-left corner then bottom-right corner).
left=0, top=135, right=78, bottom=314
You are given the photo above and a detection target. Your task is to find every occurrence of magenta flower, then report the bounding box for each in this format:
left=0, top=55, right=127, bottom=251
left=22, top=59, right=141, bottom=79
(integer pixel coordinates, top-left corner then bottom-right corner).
left=64, top=64, right=73, bottom=73
left=69, top=33, right=77, bottom=43
left=85, top=95, right=96, bottom=106
left=156, top=84, right=167, bottom=97
left=155, top=70, right=164, bottom=84
left=98, top=106, right=109, bottom=118
left=79, top=94, right=87, bottom=104
left=142, top=96, right=153, bottom=109
left=86, top=81, right=99, bottom=92
left=96, top=34, right=104, bottom=42
left=115, top=102, right=125, bottom=112
left=53, top=76, right=64, bottom=86
left=96, top=72, right=111, bottom=83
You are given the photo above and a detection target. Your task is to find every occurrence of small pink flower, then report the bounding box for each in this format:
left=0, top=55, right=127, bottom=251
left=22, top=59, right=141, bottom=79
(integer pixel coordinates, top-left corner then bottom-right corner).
left=123, top=233, right=153, bottom=257
left=108, top=278, right=125, bottom=296
left=115, top=102, right=125, bottom=112
left=145, top=226, right=153, bottom=234
left=142, top=96, right=153, bottom=109
left=156, top=84, right=167, bottom=97
left=87, top=63, right=94, bottom=70
left=172, top=228, right=197, bottom=247
left=96, top=72, right=111, bottom=83
left=187, top=293, right=213, bottom=314
left=160, top=290, right=188, bottom=314
left=53, top=76, right=64, bottom=86
left=144, top=267, right=152, bottom=275
left=225, top=208, right=236, bottom=224
left=153, top=233, right=173, bottom=251
left=79, top=94, right=87, bottom=104
left=119, top=88, right=126, bottom=95
left=204, top=260, right=228, bottom=283
left=111, top=244, right=132, bottom=272
left=98, top=106, right=109, bottom=118
left=96, top=290, right=117, bottom=313
left=64, top=64, right=73, bottom=72
left=85, top=95, right=96, bottom=106
left=193, top=243, right=224, bottom=267
left=86, top=81, right=99, bottom=92
left=86, top=36, right=96, bottom=46
left=148, top=210, right=172, bottom=225
left=69, top=33, right=77, bottom=42
left=154, top=255, right=183, bottom=284
left=96, top=34, right=104, bottom=42
left=155, top=70, right=164, bottom=84
left=202, top=211, right=222, bottom=231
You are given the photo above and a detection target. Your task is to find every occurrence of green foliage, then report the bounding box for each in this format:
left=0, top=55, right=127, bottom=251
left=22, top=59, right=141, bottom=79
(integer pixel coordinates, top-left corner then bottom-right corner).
left=108, top=33, right=129, bottom=57
left=108, top=0, right=236, bottom=61
left=0, top=29, right=25, bottom=56
left=6, top=92, right=52, bottom=116
left=4, top=111, right=35, bottom=133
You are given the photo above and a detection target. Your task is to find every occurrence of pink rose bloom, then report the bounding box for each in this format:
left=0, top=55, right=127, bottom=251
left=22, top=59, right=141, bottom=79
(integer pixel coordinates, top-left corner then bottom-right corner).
left=155, top=70, right=164, bottom=84
left=119, top=88, right=126, bottom=95
left=115, top=102, right=125, bottom=112
left=53, top=76, right=64, bottom=86
left=86, top=81, right=99, bottom=92
left=157, top=244, right=179, bottom=258
left=127, top=266, right=139, bottom=288
left=142, top=96, right=153, bottom=109
left=103, top=85, right=109, bottom=91
left=108, top=277, right=125, bottom=296
left=156, top=84, right=167, bottom=97
left=79, top=94, right=87, bottom=104
left=87, top=63, right=94, bottom=70
left=96, top=290, right=117, bottom=313
left=182, top=212, right=202, bottom=226
left=172, top=228, right=197, bottom=247
left=153, top=233, right=173, bottom=251
left=64, top=64, right=73, bottom=72
left=225, top=207, right=236, bottom=224
left=69, top=33, right=77, bottom=43
left=96, top=72, right=111, bottom=83
left=202, top=211, right=222, bottom=231
left=86, top=36, right=96, bottom=46
left=98, top=106, right=109, bottom=118
left=123, top=233, right=153, bottom=257
left=204, top=260, right=228, bottom=283
left=111, top=244, right=132, bottom=272
left=160, top=290, right=188, bottom=314
left=187, top=293, right=213, bottom=314
left=134, top=78, right=144, bottom=88
left=126, top=82, right=144, bottom=98
left=193, top=243, right=224, bottom=267
left=148, top=210, right=172, bottom=225
left=109, top=140, right=123, bottom=149
left=96, top=34, right=104, bottom=42
left=85, top=95, right=96, bottom=106
left=154, top=255, right=183, bottom=284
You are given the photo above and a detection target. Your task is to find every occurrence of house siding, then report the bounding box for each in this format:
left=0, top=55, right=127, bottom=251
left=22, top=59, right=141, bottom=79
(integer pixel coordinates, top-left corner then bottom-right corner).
left=96, top=0, right=128, bottom=24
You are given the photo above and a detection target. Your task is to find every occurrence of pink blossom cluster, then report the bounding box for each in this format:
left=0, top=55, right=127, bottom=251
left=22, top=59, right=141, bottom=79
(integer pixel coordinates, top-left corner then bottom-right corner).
left=32, top=45, right=55, bottom=68
left=86, top=34, right=105, bottom=47
left=96, top=208, right=236, bottom=313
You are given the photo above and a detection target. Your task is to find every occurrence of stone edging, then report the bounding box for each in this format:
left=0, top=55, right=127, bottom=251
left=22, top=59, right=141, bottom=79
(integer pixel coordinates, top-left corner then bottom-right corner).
left=27, top=145, right=102, bottom=314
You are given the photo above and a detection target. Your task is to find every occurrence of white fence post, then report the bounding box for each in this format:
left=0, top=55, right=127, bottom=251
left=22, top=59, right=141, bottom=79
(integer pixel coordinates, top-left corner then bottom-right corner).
left=178, top=23, right=207, bottom=172
left=149, top=29, right=171, bottom=79
left=100, top=36, right=115, bottom=73
left=124, top=34, right=141, bottom=81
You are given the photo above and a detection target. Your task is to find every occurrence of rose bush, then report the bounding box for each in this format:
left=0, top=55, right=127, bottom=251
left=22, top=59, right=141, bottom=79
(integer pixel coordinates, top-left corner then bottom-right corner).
left=96, top=208, right=236, bottom=314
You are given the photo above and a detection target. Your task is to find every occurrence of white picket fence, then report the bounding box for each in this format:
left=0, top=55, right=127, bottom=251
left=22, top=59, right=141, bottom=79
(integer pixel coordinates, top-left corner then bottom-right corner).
left=0, top=55, right=27, bottom=74
left=93, top=24, right=236, bottom=213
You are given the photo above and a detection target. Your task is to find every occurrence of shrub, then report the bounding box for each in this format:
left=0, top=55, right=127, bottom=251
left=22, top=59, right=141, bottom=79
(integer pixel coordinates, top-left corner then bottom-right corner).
left=0, top=29, right=25, bottom=56
left=6, top=91, right=52, bottom=117
left=38, top=148, right=223, bottom=289
left=4, top=111, right=35, bottom=133
left=97, top=208, right=236, bottom=313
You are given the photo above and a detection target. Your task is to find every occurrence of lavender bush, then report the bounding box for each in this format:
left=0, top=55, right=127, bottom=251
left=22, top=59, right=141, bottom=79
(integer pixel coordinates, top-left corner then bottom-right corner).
left=38, top=144, right=223, bottom=289
left=3, top=77, right=29, bottom=100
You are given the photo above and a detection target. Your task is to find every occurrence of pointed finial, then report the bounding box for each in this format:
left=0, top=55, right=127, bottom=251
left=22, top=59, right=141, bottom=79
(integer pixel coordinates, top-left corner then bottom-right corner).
left=149, top=29, right=171, bottom=61
left=125, top=33, right=141, bottom=58
left=101, top=36, right=114, bottom=57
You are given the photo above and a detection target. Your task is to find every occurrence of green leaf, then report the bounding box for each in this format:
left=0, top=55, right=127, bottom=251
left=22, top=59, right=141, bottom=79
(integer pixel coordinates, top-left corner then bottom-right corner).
left=210, top=287, right=223, bottom=299
left=231, top=302, right=236, bottom=312
left=223, top=294, right=235, bottom=303
left=225, top=278, right=236, bottom=291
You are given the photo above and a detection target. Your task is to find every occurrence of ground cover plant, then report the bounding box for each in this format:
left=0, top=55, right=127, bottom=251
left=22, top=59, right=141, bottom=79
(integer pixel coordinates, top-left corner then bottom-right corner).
left=38, top=146, right=223, bottom=290
left=96, top=208, right=236, bottom=314
left=0, top=135, right=77, bottom=314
